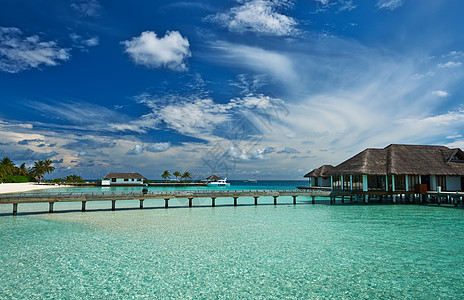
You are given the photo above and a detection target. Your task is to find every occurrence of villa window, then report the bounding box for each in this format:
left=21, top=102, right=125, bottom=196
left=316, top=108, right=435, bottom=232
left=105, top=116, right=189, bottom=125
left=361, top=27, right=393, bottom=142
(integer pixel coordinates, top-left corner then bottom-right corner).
left=332, top=175, right=342, bottom=190
left=395, top=175, right=406, bottom=191
left=436, top=175, right=447, bottom=191
left=408, top=175, right=420, bottom=191
left=111, top=178, right=116, bottom=182
left=352, top=175, right=363, bottom=191
left=124, top=178, right=128, bottom=182
left=368, top=175, right=386, bottom=191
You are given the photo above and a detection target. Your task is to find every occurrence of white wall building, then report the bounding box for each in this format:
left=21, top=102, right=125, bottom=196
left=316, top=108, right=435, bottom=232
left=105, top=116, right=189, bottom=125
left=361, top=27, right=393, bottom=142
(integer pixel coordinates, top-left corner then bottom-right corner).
left=102, top=173, right=145, bottom=186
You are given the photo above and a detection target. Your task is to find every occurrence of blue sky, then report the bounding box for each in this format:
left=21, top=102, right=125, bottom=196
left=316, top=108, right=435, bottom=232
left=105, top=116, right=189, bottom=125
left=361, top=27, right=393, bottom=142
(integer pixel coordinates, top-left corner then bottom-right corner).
left=0, top=0, right=464, bottom=180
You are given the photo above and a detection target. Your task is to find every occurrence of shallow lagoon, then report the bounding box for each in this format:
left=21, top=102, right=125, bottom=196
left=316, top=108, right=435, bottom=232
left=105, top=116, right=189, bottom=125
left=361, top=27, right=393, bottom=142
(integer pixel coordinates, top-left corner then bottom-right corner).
left=1, top=183, right=463, bottom=298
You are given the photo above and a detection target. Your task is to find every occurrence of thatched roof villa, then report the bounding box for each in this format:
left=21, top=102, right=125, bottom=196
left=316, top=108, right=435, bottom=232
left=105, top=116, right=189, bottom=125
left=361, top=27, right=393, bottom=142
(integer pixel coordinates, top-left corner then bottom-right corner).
left=304, top=165, right=334, bottom=188
left=309, top=144, right=464, bottom=192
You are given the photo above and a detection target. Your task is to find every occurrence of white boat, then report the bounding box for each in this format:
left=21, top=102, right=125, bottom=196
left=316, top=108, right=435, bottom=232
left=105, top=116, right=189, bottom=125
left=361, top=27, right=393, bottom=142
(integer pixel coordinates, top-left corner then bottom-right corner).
left=206, top=178, right=230, bottom=187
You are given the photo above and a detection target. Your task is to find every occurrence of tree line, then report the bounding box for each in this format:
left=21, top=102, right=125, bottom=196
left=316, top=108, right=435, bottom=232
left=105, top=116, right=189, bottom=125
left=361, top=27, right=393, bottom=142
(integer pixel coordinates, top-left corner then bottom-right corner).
left=161, top=170, right=192, bottom=182
left=0, top=157, right=55, bottom=183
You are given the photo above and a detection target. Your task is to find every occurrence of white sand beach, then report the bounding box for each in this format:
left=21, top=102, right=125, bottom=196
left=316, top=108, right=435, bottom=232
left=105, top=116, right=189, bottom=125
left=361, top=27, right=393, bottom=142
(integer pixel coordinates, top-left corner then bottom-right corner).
left=0, top=182, right=67, bottom=194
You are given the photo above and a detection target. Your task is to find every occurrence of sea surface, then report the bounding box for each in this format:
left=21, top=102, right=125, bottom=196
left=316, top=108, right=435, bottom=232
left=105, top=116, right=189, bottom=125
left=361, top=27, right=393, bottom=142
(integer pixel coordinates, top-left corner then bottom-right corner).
left=1, top=181, right=463, bottom=299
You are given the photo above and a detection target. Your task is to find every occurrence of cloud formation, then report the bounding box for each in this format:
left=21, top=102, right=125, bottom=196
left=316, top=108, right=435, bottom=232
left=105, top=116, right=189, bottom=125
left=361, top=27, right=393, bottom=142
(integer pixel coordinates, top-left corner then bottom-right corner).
left=438, top=61, right=462, bottom=68
left=432, top=90, right=449, bottom=97
left=71, top=0, right=102, bottom=17
left=206, top=0, right=298, bottom=36
left=122, top=31, right=191, bottom=71
left=0, top=27, right=70, bottom=73
left=377, top=0, right=404, bottom=10
left=146, top=142, right=171, bottom=153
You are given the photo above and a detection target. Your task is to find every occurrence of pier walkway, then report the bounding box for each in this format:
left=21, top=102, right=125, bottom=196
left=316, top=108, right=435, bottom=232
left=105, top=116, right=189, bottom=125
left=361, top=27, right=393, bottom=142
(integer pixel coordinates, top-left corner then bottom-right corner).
left=0, top=189, right=331, bottom=215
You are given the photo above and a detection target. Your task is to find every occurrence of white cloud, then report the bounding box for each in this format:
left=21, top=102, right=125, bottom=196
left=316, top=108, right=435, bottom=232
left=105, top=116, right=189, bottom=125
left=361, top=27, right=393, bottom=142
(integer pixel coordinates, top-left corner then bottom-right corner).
left=127, top=144, right=143, bottom=155
left=0, top=27, right=70, bottom=73
left=146, top=142, right=171, bottom=153
left=438, top=61, right=462, bottom=68
left=83, top=37, right=99, bottom=47
left=277, top=147, right=300, bottom=154
left=210, top=41, right=296, bottom=82
left=432, top=90, right=449, bottom=97
left=122, top=31, right=191, bottom=71
left=206, top=0, right=298, bottom=36
left=71, top=0, right=102, bottom=17
left=377, top=0, right=404, bottom=10
left=70, top=33, right=99, bottom=50
left=314, top=0, right=330, bottom=4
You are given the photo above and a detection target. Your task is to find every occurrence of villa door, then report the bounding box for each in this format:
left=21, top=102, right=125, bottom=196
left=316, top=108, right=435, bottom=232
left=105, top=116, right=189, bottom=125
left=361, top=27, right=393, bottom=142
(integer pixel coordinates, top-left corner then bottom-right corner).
left=422, top=175, right=431, bottom=191
left=461, top=177, right=464, bottom=192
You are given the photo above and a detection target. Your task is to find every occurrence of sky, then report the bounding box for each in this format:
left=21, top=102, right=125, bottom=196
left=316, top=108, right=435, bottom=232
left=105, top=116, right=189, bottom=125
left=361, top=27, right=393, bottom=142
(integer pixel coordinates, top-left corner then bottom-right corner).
left=0, top=0, right=464, bottom=180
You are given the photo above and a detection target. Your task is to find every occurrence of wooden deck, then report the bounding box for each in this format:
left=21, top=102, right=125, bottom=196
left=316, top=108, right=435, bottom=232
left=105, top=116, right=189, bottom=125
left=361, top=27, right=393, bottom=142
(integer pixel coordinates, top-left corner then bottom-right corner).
left=0, top=189, right=332, bottom=215
left=2, top=189, right=462, bottom=215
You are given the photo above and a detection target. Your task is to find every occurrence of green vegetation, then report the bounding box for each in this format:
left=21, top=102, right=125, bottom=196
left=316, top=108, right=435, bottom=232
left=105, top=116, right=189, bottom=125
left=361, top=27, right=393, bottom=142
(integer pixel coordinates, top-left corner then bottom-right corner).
left=64, top=174, right=84, bottom=183
left=161, top=170, right=171, bottom=181
left=181, top=171, right=191, bottom=181
left=172, top=171, right=181, bottom=181
left=161, top=170, right=194, bottom=182
left=0, top=156, right=55, bottom=183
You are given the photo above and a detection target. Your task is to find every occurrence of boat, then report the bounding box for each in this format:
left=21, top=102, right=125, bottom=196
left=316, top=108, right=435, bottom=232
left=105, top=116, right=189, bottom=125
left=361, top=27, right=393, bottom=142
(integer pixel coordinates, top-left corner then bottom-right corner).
left=245, top=179, right=257, bottom=182
left=206, top=178, right=230, bottom=187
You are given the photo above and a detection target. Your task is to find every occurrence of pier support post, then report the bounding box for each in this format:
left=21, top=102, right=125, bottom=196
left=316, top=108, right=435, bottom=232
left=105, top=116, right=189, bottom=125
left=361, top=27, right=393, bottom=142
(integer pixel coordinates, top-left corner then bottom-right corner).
left=341, top=196, right=345, bottom=204
left=211, top=197, right=216, bottom=207
left=82, top=201, right=86, bottom=212
left=254, top=196, right=258, bottom=205
left=392, top=195, right=397, bottom=204
left=188, top=198, right=193, bottom=207
left=233, top=197, right=238, bottom=206
left=164, top=198, right=169, bottom=208
left=292, top=196, right=297, bottom=205
left=312, top=196, right=315, bottom=204
left=13, top=203, right=18, bottom=216
left=112, top=200, right=116, bottom=211
left=273, top=196, right=278, bottom=205
left=139, top=199, right=144, bottom=209
left=364, top=195, right=368, bottom=205
left=49, top=202, right=54, bottom=213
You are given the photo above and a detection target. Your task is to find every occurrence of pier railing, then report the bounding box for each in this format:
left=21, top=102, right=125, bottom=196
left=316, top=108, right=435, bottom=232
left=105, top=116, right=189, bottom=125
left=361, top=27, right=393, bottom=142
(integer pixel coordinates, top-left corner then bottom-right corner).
left=0, top=189, right=331, bottom=215
left=2, top=189, right=462, bottom=215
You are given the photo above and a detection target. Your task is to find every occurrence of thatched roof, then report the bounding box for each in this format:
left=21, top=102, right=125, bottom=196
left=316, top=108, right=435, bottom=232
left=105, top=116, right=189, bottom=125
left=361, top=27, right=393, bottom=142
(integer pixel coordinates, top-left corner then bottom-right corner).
left=326, top=144, right=464, bottom=176
left=103, top=173, right=145, bottom=179
left=304, top=165, right=334, bottom=178
left=206, top=174, right=221, bottom=180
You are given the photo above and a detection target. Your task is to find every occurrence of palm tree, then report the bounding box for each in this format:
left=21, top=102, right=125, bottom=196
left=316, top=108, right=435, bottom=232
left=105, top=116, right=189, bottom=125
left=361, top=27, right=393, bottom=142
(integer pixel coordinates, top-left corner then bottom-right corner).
left=172, top=171, right=181, bottom=182
left=31, top=159, right=54, bottom=182
left=43, top=159, right=55, bottom=177
left=0, top=165, right=7, bottom=182
left=18, top=163, right=29, bottom=177
left=31, top=160, right=45, bottom=181
left=0, top=157, right=15, bottom=176
left=181, top=171, right=191, bottom=182
left=161, top=170, right=171, bottom=181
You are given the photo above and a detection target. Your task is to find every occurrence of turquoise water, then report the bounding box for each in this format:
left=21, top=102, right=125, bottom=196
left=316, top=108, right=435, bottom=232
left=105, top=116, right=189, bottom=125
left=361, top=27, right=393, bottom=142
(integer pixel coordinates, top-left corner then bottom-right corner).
left=1, top=181, right=464, bottom=298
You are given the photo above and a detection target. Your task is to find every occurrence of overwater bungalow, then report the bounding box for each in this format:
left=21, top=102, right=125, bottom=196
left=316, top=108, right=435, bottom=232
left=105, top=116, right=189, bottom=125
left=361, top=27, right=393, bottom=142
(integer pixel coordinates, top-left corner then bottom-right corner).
left=323, top=144, right=464, bottom=192
left=304, top=165, right=333, bottom=188
left=102, top=173, right=145, bottom=186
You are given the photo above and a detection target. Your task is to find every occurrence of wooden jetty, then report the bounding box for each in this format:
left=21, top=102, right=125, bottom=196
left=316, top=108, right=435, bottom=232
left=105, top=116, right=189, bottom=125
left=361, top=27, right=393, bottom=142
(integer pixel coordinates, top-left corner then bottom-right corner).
left=0, top=189, right=331, bottom=215
left=1, top=189, right=462, bottom=215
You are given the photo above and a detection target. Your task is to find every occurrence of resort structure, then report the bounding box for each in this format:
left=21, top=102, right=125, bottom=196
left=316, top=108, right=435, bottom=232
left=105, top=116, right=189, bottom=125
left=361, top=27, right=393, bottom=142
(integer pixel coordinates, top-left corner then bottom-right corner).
left=319, top=144, right=464, bottom=192
left=102, top=173, right=145, bottom=186
left=304, top=165, right=333, bottom=188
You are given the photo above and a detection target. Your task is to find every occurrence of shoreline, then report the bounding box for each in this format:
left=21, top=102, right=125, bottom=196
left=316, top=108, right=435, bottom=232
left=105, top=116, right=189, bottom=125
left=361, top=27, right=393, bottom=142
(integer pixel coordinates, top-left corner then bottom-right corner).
left=0, top=183, right=71, bottom=195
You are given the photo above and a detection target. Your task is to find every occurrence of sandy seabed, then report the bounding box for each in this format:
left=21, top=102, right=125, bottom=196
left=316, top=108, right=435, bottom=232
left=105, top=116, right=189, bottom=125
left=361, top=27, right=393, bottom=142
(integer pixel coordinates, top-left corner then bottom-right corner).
left=0, top=183, right=66, bottom=194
